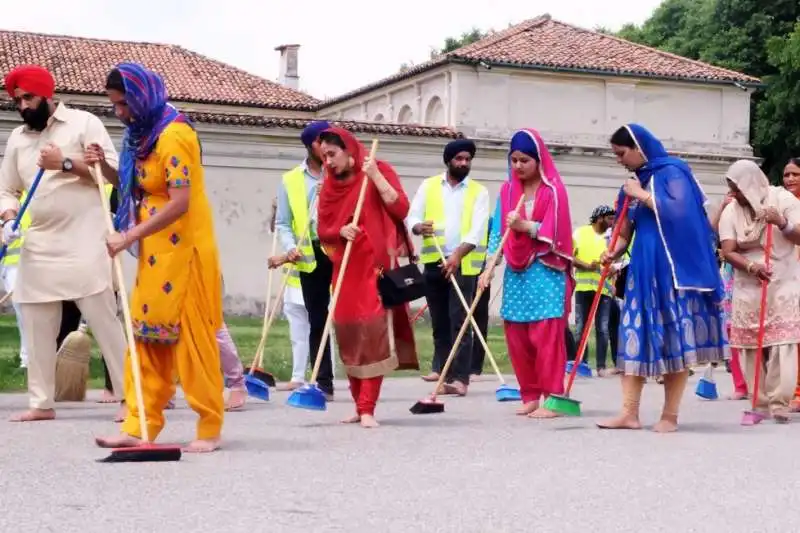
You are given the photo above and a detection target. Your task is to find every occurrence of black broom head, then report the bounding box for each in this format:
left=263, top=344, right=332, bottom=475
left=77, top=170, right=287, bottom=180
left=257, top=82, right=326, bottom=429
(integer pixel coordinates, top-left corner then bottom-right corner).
left=98, top=445, right=182, bottom=463
left=409, top=399, right=445, bottom=415
left=243, top=367, right=276, bottom=388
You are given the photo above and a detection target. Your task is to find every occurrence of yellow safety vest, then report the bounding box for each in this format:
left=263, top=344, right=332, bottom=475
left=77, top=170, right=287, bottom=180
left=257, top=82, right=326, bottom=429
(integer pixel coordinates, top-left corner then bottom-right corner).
left=419, top=175, right=488, bottom=276
left=573, top=225, right=612, bottom=296
left=282, top=166, right=317, bottom=287
left=4, top=191, right=32, bottom=266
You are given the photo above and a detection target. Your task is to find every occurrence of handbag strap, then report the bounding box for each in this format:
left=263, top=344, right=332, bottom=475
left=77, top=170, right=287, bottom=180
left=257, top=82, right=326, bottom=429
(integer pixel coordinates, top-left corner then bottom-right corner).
left=395, top=220, right=419, bottom=264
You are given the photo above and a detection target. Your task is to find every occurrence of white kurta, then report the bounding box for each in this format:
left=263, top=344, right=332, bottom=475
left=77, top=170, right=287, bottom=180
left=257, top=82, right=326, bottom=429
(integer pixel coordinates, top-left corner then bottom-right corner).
left=0, top=103, right=119, bottom=303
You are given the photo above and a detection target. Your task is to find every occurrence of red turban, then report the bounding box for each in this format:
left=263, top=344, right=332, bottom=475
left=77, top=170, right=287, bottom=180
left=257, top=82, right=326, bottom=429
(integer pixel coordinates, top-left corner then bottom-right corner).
left=4, top=65, right=56, bottom=99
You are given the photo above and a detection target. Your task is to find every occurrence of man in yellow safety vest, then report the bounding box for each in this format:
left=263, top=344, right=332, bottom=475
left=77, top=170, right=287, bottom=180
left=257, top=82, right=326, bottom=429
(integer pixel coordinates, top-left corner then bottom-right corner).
left=273, top=120, right=335, bottom=400
left=571, top=205, right=616, bottom=377
left=407, top=138, right=489, bottom=396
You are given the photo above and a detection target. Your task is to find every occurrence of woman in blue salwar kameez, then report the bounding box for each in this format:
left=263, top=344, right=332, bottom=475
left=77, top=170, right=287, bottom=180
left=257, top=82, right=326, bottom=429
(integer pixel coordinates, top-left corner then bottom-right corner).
left=597, top=124, right=728, bottom=433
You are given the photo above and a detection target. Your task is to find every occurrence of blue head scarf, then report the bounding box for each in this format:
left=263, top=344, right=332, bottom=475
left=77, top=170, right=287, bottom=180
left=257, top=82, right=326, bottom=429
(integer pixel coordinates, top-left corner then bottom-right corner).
left=113, top=62, right=193, bottom=257
left=615, top=123, right=720, bottom=291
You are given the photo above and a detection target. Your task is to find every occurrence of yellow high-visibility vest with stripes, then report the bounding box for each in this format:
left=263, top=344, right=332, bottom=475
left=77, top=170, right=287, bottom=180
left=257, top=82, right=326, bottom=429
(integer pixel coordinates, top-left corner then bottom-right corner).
left=6, top=183, right=114, bottom=266
left=573, top=225, right=613, bottom=296
left=419, top=175, right=488, bottom=276
left=282, top=166, right=317, bottom=288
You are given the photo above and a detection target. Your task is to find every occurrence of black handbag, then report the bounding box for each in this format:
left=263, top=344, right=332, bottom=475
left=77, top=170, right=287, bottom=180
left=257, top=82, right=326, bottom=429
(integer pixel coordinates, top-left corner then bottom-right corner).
left=377, top=227, right=426, bottom=308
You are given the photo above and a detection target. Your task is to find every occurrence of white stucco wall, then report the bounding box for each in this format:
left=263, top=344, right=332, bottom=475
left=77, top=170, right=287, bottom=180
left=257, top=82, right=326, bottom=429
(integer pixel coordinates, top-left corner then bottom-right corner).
left=319, top=64, right=755, bottom=158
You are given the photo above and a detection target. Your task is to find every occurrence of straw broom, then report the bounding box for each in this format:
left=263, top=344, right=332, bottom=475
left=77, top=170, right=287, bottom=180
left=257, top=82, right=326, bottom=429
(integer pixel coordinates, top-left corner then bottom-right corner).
left=54, top=319, right=93, bottom=402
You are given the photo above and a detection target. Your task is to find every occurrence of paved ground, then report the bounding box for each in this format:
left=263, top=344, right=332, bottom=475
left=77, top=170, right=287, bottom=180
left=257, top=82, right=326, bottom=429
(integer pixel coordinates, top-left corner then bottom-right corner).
left=1, top=373, right=799, bottom=533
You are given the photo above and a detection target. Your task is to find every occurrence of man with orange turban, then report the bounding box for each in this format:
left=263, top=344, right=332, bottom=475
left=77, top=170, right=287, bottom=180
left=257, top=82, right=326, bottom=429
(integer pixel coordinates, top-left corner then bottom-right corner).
left=1, top=64, right=128, bottom=422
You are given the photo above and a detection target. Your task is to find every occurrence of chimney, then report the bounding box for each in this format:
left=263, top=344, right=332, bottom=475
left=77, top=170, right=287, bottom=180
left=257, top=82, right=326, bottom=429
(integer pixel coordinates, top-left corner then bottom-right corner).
left=275, top=44, right=300, bottom=90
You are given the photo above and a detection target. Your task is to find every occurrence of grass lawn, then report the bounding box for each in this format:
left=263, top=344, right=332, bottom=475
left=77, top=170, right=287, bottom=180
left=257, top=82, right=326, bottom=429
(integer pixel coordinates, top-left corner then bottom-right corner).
left=0, top=314, right=597, bottom=392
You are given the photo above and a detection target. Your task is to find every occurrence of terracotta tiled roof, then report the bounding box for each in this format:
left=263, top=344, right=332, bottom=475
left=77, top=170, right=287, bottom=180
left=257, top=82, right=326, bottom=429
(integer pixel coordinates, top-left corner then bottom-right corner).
left=0, top=29, right=319, bottom=110
left=320, top=14, right=762, bottom=107
left=0, top=98, right=461, bottom=139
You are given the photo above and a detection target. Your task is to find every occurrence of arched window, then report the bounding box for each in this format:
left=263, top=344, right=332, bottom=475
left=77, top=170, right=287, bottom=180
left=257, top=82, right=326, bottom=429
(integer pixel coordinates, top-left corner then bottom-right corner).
left=424, top=96, right=445, bottom=125
left=397, top=105, right=414, bottom=124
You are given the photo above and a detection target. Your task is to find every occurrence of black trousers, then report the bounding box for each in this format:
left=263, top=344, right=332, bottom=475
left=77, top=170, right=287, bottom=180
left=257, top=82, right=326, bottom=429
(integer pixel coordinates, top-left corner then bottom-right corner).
left=608, top=298, right=620, bottom=367
left=470, top=282, right=490, bottom=375
left=424, top=263, right=476, bottom=385
left=299, top=242, right=335, bottom=395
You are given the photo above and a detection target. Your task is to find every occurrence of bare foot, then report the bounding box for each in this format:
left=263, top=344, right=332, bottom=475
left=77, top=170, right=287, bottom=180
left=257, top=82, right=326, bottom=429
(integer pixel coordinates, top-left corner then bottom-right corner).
left=225, top=388, right=246, bottom=411
left=184, top=438, right=221, bottom=453
left=113, top=403, right=127, bottom=423
left=421, top=372, right=440, bottom=382
left=95, top=434, right=142, bottom=449
left=443, top=381, right=468, bottom=397
left=340, top=414, right=361, bottom=424
left=516, top=402, right=539, bottom=416
left=10, top=408, right=55, bottom=422
left=97, top=390, right=118, bottom=404
left=276, top=381, right=304, bottom=392
left=652, top=417, right=679, bottom=433
left=528, top=407, right=560, bottom=419
left=727, top=391, right=748, bottom=401
left=360, top=414, right=380, bottom=428
left=772, top=409, right=790, bottom=424
left=790, top=400, right=800, bottom=413
left=597, top=414, right=642, bottom=430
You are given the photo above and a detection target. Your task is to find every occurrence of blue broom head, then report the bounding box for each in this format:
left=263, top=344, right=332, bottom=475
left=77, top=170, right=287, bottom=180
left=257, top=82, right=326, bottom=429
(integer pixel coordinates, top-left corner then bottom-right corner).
left=695, top=377, right=718, bottom=400
left=565, top=361, right=574, bottom=374
left=495, top=384, right=522, bottom=402
left=245, top=375, right=270, bottom=401
left=577, top=362, right=593, bottom=378
left=286, top=384, right=327, bottom=411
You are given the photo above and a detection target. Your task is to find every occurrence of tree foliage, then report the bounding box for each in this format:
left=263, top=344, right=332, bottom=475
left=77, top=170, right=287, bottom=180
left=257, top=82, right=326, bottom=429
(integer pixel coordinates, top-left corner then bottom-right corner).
left=617, top=0, right=800, bottom=178
left=433, top=27, right=491, bottom=58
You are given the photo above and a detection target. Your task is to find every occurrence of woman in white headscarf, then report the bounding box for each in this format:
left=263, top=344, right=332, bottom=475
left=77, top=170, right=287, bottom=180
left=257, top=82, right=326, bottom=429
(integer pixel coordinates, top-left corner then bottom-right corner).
left=718, top=159, right=800, bottom=422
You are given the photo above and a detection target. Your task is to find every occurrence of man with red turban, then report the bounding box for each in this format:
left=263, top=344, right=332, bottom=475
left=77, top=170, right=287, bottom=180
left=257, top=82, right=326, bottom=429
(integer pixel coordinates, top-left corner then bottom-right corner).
left=1, top=64, right=128, bottom=422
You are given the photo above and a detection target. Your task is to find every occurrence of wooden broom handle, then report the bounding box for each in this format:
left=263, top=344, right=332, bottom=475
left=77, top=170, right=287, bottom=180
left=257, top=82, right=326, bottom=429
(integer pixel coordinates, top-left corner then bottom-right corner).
left=751, top=223, right=773, bottom=410
left=308, top=139, right=379, bottom=384
left=251, top=226, right=279, bottom=367
left=564, top=196, right=630, bottom=394
left=432, top=239, right=505, bottom=385
left=93, top=164, right=150, bottom=443
left=249, top=195, right=318, bottom=372
left=430, top=194, right=526, bottom=396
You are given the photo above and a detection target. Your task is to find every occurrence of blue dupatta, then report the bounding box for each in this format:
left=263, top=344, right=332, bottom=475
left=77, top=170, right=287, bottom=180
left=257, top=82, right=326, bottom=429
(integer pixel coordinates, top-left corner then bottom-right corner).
left=114, top=62, right=192, bottom=258
left=615, top=123, right=720, bottom=291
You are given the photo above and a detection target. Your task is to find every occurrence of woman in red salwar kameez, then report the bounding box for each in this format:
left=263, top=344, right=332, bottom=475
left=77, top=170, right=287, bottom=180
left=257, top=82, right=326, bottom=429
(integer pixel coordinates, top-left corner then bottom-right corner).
left=316, top=127, right=418, bottom=428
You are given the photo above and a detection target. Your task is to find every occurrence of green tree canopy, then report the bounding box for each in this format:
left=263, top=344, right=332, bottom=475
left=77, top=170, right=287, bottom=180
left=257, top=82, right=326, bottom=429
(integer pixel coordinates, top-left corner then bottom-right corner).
left=617, top=0, right=800, bottom=179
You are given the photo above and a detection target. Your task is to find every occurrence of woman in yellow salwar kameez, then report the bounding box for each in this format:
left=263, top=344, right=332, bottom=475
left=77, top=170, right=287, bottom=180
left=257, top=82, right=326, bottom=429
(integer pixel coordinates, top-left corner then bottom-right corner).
left=95, top=63, right=224, bottom=453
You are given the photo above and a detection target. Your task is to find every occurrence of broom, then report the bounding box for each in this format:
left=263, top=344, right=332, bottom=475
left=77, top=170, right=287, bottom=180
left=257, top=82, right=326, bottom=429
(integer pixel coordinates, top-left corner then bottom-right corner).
left=54, top=320, right=93, bottom=402
left=741, top=223, right=773, bottom=426
left=245, top=194, right=319, bottom=400
left=410, top=194, right=526, bottom=414
left=431, top=239, right=520, bottom=402
left=543, top=197, right=630, bottom=416
left=243, top=215, right=281, bottom=390
left=90, top=164, right=181, bottom=463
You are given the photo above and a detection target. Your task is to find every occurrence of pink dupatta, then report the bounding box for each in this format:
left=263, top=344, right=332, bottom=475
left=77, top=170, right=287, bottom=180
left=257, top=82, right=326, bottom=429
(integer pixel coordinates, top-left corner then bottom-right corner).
left=500, top=127, right=574, bottom=287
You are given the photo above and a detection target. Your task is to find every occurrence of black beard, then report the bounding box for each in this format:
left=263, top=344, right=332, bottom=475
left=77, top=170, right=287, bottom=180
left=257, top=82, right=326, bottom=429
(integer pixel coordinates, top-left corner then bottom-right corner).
left=448, top=165, right=470, bottom=182
left=20, top=99, right=51, bottom=131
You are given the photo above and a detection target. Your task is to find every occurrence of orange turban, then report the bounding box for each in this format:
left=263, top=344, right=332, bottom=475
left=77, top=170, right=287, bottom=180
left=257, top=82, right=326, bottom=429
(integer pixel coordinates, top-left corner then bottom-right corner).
left=4, top=65, right=56, bottom=99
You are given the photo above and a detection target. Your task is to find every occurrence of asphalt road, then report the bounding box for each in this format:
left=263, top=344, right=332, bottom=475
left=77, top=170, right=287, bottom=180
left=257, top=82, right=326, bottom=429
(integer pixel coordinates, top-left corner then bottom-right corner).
left=1, top=373, right=798, bottom=533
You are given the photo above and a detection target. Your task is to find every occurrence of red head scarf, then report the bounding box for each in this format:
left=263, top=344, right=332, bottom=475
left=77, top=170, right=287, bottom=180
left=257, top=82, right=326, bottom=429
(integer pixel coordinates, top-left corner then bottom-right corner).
left=316, top=127, right=410, bottom=269
left=4, top=65, right=56, bottom=99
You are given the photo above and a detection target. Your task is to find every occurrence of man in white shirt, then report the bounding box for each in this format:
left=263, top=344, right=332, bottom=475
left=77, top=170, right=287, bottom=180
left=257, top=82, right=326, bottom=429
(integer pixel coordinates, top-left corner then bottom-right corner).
left=406, top=139, right=489, bottom=396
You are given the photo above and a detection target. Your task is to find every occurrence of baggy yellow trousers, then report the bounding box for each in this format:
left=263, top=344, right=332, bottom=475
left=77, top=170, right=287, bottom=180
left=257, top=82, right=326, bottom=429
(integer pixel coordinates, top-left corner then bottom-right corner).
left=121, top=260, right=224, bottom=441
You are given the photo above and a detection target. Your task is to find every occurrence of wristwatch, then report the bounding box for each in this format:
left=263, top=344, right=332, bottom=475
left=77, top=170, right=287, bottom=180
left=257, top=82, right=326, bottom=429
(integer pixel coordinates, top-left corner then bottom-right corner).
left=61, top=158, right=74, bottom=172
